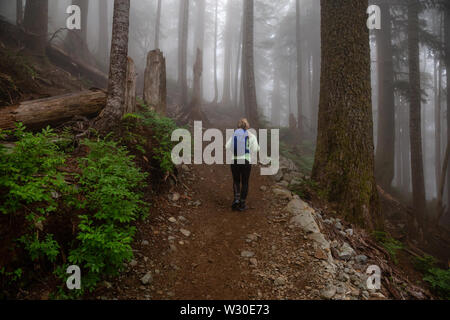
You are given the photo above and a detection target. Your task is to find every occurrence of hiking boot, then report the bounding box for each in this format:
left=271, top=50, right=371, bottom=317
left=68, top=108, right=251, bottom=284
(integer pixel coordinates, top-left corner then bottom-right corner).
left=231, top=199, right=240, bottom=211
left=238, top=200, right=248, bottom=212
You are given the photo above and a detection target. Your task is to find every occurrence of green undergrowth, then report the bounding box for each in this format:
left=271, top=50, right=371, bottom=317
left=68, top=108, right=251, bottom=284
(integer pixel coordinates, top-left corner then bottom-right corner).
left=413, top=254, right=450, bottom=299
left=0, top=123, right=151, bottom=298
left=372, top=231, right=404, bottom=264
left=122, top=102, right=180, bottom=174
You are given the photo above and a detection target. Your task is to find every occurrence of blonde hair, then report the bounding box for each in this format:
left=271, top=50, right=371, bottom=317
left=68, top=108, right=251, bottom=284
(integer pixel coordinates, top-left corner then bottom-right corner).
left=237, top=118, right=250, bottom=130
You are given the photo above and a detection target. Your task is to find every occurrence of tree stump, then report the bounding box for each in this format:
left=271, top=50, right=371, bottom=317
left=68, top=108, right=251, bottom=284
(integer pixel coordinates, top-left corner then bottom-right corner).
left=124, top=57, right=137, bottom=115
left=143, top=49, right=167, bottom=115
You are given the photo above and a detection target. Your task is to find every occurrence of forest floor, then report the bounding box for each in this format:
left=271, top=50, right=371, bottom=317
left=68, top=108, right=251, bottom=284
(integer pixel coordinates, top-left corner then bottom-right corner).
left=0, top=19, right=440, bottom=300
left=80, top=110, right=433, bottom=301
left=90, top=162, right=330, bottom=300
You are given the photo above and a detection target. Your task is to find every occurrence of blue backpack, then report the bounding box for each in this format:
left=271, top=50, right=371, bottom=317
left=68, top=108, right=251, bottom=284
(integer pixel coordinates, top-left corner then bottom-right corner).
left=233, top=129, right=250, bottom=157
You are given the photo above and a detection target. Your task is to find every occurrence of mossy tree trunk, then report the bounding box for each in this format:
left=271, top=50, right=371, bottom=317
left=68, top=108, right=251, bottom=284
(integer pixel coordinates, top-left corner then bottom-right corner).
left=312, top=0, right=380, bottom=228
left=95, top=0, right=130, bottom=133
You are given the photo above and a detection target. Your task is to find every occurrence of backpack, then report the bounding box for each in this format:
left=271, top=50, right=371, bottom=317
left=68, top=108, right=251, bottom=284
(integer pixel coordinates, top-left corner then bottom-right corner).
left=233, top=129, right=249, bottom=157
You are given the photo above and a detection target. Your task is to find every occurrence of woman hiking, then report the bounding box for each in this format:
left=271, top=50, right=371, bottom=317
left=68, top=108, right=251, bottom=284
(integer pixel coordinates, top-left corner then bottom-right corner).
left=225, top=118, right=260, bottom=212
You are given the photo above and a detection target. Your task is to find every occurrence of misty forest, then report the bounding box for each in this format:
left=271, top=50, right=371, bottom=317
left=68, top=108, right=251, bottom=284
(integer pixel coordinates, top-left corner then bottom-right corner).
left=0, top=0, right=449, bottom=300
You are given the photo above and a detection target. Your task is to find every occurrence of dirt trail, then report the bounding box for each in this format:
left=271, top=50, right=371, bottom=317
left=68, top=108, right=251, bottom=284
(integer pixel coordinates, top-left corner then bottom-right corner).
left=85, top=109, right=332, bottom=300
left=92, top=158, right=330, bottom=300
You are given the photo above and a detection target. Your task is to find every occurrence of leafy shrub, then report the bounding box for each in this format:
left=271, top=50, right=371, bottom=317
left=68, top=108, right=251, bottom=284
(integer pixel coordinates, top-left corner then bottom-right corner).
left=63, top=138, right=148, bottom=293
left=124, top=105, right=180, bottom=173
left=0, top=124, right=74, bottom=292
left=0, top=123, right=73, bottom=216
left=413, top=254, right=438, bottom=274
left=1, top=126, right=149, bottom=297
left=423, top=268, right=450, bottom=299
left=413, top=254, right=449, bottom=299
left=18, top=234, right=60, bottom=263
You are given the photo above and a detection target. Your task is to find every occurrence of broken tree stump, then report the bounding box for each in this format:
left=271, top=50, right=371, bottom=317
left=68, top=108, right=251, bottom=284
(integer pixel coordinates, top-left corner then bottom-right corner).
left=124, top=57, right=137, bottom=115
left=143, top=49, right=167, bottom=115
left=0, top=89, right=106, bottom=130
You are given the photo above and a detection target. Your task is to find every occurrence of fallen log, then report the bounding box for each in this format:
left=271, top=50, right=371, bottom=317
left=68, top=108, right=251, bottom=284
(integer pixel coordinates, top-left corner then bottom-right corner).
left=0, top=89, right=106, bottom=130
left=46, top=44, right=108, bottom=88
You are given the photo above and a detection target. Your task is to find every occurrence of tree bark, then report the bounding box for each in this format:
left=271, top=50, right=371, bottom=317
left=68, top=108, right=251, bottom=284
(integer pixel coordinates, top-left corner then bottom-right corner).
left=95, top=0, right=130, bottom=133
left=233, top=16, right=243, bottom=109
left=434, top=57, right=442, bottom=193
left=374, top=1, right=396, bottom=190
left=271, top=74, right=281, bottom=128
left=407, top=0, right=426, bottom=231
left=437, top=143, right=450, bottom=227
left=178, top=0, right=189, bottom=107
left=143, top=49, right=167, bottom=115
left=222, top=0, right=233, bottom=106
left=312, top=0, right=380, bottom=228
left=123, top=57, right=136, bottom=115
left=23, top=0, right=48, bottom=56
left=154, top=0, right=162, bottom=49
left=190, top=49, right=204, bottom=118
left=445, top=4, right=450, bottom=218
left=193, top=0, right=205, bottom=104
left=212, top=0, right=219, bottom=104
left=0, top=90, right=106, bottom=130
left=242, top=0, right=258, bottom=128
left=296, top=0, right=302, bottom=135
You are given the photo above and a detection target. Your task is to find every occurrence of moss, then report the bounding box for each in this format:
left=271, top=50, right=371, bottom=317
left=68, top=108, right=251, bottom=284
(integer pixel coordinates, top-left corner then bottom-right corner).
left=311, top=0, right=381, bottom=229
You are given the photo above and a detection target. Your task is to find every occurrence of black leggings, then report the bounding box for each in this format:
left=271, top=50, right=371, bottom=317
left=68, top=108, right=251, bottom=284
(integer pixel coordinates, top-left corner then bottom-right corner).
left=231, top=161, right=252, bottom=200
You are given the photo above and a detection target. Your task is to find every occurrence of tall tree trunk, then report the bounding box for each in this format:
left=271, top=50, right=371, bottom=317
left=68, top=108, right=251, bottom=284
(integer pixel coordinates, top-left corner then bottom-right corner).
left=154, top=0, right=162, bottom=49
left=23, top=0, right=48, bottom=56
left=222, top=0, right=233, bottom=106
left=296, top=0, right=302, bottom=135
left=375, top=1, right=396, bottom=190
left=407, top=0, right=426, bottom=232
left=95, top=0, right=130, bottom=133
left=16, top=0, right=23, bottom=26
left=242, top=0, right=258, bottom=128
left=193, top=0, right=205, bottom=105
left=178, top=0, right=189, bottom=107
left=212, top=0, right=219, bottom=104
left=233, top=16, right=243, bottom=109
left=98, top=0, right=110, bottom=71
left=401, top=105, right=412, bottom=193
left=312, top=0, right=380, bottom=228
left=271, top=69, right=281, bottom=127
left=434, top=58, right=442, bottom=193
left=445, top=4, right=450, bottom=217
